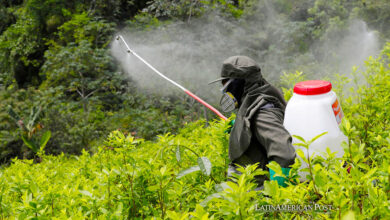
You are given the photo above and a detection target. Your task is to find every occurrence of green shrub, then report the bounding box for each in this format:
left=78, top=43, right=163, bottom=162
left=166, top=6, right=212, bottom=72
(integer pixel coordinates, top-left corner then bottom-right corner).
left=342, top=42, right=390, bottom=154
left=3, top=41, right=389, bottom=219
left=1, top=113, right=388, bottom=218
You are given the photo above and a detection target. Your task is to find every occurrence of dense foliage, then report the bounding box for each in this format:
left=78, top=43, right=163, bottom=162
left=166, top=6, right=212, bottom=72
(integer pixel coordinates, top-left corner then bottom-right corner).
left=1, top=0, right=390, bottom=163
left=0, top=1, right=389, bottom=218
left=0, top=42, right=389, bottom=219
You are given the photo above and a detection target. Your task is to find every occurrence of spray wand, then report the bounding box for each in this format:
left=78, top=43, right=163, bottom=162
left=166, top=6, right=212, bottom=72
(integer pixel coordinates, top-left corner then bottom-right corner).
left=115, top=35, right=227, bottom=121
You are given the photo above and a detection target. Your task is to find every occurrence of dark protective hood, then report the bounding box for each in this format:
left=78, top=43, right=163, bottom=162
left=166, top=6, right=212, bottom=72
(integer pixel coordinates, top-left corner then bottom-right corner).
left=219, top=55, right=286, bottom=108
left=222, top=56, right=288, bottom=162
left=221, top=56, right=262, bottom=82
left=209, top=56, right=263, bottom=84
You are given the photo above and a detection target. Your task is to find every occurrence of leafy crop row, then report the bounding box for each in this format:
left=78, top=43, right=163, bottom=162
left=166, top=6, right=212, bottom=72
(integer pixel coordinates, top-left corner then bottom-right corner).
left=0, top=120, right=229, bottom=219
left=1, top=44, right=390, bottom=219
left=1, top=119, right=388, bottom=219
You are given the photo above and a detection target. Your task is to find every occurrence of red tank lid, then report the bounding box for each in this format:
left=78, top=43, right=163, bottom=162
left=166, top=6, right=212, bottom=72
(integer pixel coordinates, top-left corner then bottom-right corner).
left=293, top=80, right=332, bottom=95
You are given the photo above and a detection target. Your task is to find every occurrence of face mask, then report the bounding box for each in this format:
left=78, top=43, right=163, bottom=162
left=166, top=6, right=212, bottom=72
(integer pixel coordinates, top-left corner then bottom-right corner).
left=220, top=92, right=238, bottom=112
left=219, top=79, right=238, bottom=112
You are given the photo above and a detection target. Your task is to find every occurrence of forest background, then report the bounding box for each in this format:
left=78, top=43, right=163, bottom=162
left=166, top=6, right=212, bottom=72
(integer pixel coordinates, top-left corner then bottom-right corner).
left=1, top=0, right=390, bottom=219
left=0, top=0, right=389, bottom=163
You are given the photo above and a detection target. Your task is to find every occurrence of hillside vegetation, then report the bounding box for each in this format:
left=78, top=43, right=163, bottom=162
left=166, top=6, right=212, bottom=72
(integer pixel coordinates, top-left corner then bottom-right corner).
left=1, top=0, right=390, bottom=163
left=1, top=43, right=389, bottom=219
left=0, top=0, right=390, bottom=219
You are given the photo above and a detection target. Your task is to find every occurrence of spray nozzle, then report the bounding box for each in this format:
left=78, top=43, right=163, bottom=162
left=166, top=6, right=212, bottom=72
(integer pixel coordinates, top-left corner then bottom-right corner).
left=115, top=36, right=120, bottom=40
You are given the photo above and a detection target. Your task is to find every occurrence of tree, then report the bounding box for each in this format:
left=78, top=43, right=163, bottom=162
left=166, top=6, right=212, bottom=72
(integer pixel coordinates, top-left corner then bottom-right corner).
left=41, top=40, right=120, bottom=112
left=0, top=10, right=44, bottom=88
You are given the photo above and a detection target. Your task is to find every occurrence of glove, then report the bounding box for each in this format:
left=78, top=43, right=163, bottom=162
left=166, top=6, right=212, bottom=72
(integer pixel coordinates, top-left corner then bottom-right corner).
left=224, top=119, right=235, bottom=134
left=269, top=167, right=291, bottom=187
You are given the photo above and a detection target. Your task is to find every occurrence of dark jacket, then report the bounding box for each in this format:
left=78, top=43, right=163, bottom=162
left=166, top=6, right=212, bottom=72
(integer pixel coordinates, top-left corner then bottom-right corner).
left=220, top=56, right=296, bottom=169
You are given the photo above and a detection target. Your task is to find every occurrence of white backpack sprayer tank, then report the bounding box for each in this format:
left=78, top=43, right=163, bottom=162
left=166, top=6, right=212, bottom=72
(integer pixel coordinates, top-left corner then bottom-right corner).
left=283, top=80, right=347, bottom=180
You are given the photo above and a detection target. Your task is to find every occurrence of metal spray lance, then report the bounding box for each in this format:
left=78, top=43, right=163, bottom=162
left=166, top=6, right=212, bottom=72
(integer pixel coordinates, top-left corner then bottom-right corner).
left=115, top=35, right=227, bottom=121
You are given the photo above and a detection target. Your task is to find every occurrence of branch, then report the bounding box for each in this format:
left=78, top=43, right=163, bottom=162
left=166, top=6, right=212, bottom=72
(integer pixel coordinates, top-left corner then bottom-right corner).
left=76, top=88, right=84, bottom=98
left=85, top=88, right=99, bottom=99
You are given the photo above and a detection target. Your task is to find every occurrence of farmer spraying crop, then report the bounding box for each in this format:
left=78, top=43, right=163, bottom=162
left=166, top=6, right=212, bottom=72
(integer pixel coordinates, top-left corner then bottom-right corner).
left=210, top=56, right=296, bottom=188
left=115, top=36, right=295, bottom=188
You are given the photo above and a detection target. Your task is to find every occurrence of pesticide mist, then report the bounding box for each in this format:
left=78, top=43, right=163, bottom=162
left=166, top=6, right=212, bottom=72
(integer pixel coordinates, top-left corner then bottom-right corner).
left=111, top=4, right=380, bottom=104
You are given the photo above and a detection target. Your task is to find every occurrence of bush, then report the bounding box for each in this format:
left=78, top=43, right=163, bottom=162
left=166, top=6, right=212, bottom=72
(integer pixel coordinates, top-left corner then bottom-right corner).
left=343, top=42, right=390, bottom=153
left=1, top=44, right=390, bottom=217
